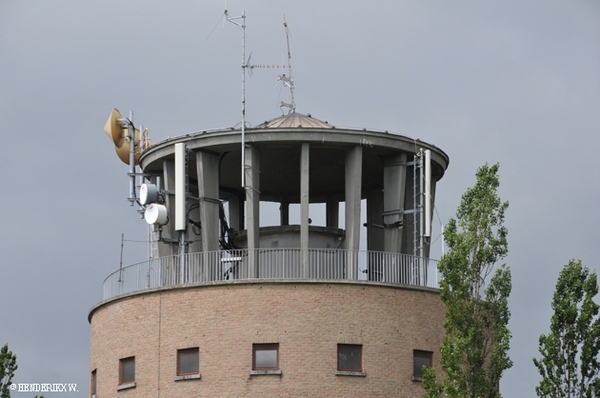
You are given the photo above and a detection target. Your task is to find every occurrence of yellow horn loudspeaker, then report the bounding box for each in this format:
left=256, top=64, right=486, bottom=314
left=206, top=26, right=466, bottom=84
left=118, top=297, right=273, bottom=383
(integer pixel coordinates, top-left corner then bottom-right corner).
left=103, top=108, right=140, bottom=165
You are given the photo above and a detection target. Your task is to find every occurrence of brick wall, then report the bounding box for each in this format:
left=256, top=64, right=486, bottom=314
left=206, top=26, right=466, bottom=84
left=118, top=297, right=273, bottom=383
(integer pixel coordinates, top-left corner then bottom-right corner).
left=89, top=281, right=445, bottom=397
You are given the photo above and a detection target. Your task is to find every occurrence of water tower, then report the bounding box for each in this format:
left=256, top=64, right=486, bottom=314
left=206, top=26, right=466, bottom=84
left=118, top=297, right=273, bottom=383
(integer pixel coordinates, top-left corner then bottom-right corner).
left=89, top=16, right=449, bottom=397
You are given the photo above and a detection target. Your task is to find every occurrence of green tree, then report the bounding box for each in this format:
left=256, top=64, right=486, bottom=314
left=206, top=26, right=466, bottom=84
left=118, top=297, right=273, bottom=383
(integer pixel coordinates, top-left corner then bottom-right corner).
left=0, top=344, right=44, bottom=398
left=422, top=163, right=512, bottom=398
left=533, top=259, right=600, bottom=397
left=0, top=344, right=17, bottom=398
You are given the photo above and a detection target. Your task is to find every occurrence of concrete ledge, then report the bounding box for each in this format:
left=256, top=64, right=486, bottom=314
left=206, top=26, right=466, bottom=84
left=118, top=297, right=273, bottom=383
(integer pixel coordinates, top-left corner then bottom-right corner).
left=250, top=370, right=282, bottom=376
left=90, top=279, right=440, bottom=322
left=174, top=373, right=201, bottom=381
left=116, top=382, right=136, bottom=391
left=336, top=370, right=367, bottom=377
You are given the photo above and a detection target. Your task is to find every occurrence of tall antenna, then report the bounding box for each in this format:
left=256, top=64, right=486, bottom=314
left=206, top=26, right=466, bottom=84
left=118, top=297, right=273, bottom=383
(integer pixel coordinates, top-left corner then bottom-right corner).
left=223, top=11, right=300, bottom=187
left=278, top=15, right=296, bottom=114
left=225, top=9, right=248, bottom=189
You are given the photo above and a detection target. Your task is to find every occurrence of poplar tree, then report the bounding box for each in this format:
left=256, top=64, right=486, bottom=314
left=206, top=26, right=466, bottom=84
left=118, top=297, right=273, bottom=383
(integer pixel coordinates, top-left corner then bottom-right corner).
left=422, top=163, right=512, bottom=398
left=0, top=345, right=44, bottom=398
left=533, top=259, right=600, bottom=397
left=0, top=344, right=17, bottom=398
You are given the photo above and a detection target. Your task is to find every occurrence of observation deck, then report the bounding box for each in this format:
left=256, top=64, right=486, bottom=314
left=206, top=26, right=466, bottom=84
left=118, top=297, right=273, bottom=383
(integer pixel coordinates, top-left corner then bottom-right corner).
left=102, top=249, right=439, bottom=300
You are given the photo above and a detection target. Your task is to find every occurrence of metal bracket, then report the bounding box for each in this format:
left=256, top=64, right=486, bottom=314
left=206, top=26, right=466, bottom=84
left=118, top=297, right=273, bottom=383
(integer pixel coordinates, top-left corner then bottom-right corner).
left=244, top=186, right=262, bottom=194
left=363, top=222, right=384, bottom=229
left=243, top=165, right=262, bottom=174
left=383, top=160, right=416, bottom=168
left=199, top=196, right=223, bottom=204
left=382, top=209, right=404, bottom=228
left=382, top=209, right=403, bottom=216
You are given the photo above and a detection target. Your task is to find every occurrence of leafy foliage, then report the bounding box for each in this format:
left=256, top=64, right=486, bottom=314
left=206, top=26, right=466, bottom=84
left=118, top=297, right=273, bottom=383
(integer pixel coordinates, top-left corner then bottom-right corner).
left=0, top=345, right=44, bottom=398
left=422, top=163, right=512, bottom=398
left=0, top=344, right=17, bottom=398
left=533, top=259, right=600, bottom=397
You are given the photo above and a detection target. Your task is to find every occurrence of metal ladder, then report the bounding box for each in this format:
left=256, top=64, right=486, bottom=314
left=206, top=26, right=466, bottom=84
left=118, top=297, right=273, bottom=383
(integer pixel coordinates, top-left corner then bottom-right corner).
left=412, top=151, right=424, bottom=285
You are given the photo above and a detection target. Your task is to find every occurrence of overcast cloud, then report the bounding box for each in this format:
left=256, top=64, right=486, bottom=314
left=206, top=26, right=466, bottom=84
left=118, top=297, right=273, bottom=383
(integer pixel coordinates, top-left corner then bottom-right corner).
left=0, top=1, right=598, bottom=396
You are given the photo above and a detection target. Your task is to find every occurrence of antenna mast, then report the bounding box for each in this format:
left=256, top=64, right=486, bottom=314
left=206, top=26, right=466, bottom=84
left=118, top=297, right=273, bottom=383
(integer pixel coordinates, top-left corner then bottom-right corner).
left=278, top=15, right=296, bottom=114
left=225, top=10, right=248, bottom=189
left=224, top=11, right=299, bottom=186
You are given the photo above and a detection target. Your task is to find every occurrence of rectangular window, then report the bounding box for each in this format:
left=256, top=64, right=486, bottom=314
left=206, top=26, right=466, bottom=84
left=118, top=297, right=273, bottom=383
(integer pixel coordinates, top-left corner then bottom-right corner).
left=253, top=343, right=279, bottom=370
left=337, top=344, right=363, bottom=372
left=119, top=356, right=135, bottom=384
left=177, top=347, right=199, bottom=375
left=90, top=369, right=96, bottom=397
left=413, top=350, right=433, bottom=378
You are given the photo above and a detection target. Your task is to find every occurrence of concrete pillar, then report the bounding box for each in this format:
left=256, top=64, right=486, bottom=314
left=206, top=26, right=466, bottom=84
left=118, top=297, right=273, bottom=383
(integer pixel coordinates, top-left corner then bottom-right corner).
left=367, top=189, right=384, bottom=252
left=345, top=145, right=362, bottom=279
left=402, top=164, right=416, bottom=257
left=160, top=159, right=177, bottom=257
left=280, top=197, right=289, bottom=226
left=160, top=159, right=178, bottom=285
left=326, top=196, right=339, bottom=228
left=196, top=150, right=220, bottom=252
left=245, top=145, right=260, bottom=277
left=423, top=180, right=437, bottom=259
left=227, top=194, right=242, bottom=232
left=300, top=143, right=310, bottom=277
left=186, top=198, right=202, bottom=254
left=383, top=153, right=407, bottom=254
left=366, top=188, right=384, bottom=281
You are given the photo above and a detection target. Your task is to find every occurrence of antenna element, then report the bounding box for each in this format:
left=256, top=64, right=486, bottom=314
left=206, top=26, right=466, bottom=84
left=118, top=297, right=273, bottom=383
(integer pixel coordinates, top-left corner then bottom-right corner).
left=278, top=15, right=296, bottom=114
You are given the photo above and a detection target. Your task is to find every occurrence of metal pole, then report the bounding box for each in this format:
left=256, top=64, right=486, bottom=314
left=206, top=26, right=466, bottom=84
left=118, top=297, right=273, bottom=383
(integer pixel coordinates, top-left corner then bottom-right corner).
left=225, top=10, right=247, bottom=189
left=241, top=11, right=246, bottom=189
left=424, top=149, right=431, bottom=238
left=128, top=111, right=136, bottom=205
left=413, top=154, right=418, bottom=258
left=118, top=233, right=124, bottom=283
left=179, top=231, right=186, bottom=284
left=419, top=151, right=424, bottom=259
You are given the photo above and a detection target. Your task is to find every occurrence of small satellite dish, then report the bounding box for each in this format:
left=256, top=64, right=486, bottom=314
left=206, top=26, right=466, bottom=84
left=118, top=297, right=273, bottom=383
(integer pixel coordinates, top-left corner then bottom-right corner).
left=144, top=204, right=168, bottom=226
left=103, top=108, right=140, bottom=165
left=140, top=183, right=158, bottom=205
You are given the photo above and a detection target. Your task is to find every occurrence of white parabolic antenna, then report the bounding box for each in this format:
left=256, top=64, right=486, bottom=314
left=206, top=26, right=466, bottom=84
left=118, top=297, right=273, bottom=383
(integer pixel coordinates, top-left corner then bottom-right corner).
left=140, top=183, right=158, bottom=205
left=144, top=204, right=168, bottom=226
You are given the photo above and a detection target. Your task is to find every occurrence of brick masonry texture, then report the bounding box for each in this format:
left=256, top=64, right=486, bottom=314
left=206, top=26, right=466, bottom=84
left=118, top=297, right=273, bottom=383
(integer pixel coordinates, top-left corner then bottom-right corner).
left=89, top=281, right=445, bottom=397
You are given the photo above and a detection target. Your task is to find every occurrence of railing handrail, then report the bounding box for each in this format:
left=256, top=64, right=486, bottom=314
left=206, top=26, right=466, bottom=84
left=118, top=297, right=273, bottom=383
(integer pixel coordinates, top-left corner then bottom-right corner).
left=102, top=248, right=439, bottom=300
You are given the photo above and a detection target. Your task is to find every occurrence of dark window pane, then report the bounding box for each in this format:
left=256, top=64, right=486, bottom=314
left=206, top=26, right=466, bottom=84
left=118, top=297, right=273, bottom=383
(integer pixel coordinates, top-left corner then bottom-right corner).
left=413, top=350, right=432, bottom=376
left=338, top=344, right=362, bottom=371
left=253, top=344, right=279, bottom=370
left=178, top=348, right=199, bottom=375
left=120, top=357, right=135, bottom=383
left=90, top=369, right=96, bottom=395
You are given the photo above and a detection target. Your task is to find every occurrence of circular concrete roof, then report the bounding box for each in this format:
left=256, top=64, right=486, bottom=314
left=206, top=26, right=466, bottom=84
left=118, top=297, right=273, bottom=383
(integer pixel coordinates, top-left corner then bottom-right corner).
left=139, top=113, right=449, bottom=203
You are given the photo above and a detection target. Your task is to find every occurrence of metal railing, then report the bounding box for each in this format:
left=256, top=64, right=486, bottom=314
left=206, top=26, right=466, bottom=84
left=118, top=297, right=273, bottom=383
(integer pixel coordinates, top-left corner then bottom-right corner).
left=102, top=249, right=439, bottom=300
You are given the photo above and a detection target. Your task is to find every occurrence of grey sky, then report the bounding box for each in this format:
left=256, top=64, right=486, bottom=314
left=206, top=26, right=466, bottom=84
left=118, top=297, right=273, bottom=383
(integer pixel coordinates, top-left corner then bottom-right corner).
left=0, top=1, right=598, bottom=396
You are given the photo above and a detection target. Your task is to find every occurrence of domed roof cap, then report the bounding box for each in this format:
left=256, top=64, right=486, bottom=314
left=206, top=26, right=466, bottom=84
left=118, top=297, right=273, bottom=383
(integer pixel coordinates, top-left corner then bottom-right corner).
left=256, top=112, right=334, bottom=129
